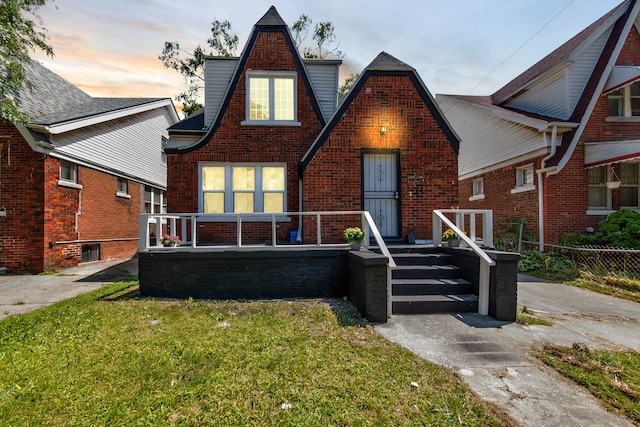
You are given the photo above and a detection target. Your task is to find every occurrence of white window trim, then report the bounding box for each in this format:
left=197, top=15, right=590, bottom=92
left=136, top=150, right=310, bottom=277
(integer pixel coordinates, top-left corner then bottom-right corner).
left=242, top=71, right=300, bottom=126
left=468, top=194, right=485, bottom=201
left=116, top=191, right=131, bottom=199
left=57, top=180, right=83, bottom=190
left=199, top=163, right=287, bottom=218
left=608, top=83, right=640, bottom=118
left=513, top=164, right=535, bottom=193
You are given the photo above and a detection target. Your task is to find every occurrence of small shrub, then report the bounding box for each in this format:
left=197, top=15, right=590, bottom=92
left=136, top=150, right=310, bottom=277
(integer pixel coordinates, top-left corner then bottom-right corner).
left=598, top=209, right=640, bottom=249
left=518, top=250, right=575, bottom=272
left=558, top=233, right=597, bottom=247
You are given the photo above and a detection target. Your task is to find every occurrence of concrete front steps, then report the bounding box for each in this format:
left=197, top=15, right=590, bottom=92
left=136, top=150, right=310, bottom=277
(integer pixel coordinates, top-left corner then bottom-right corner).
left=382, top=245, right=479, bottom=314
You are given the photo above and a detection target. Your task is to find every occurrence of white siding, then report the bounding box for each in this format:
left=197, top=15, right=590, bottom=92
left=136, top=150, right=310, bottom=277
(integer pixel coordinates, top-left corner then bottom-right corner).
left=439, top=98, right=545, bottom=177
left=204, top=58, right=238, bottom=126
left=504, top=27, right=611, bottom=120
left=53, top=107, right=175, bottom=187
left=305, top=62, right=340, bottom=121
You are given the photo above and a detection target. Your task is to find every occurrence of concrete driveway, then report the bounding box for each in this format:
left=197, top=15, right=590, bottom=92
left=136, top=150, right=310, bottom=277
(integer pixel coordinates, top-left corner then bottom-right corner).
left=0, top=257, right=138, bottom=320
left=376, top=275, right=640, bottom=427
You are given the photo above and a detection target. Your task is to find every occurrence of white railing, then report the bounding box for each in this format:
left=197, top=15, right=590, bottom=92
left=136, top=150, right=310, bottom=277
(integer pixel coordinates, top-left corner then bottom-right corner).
left=432, top=209, right=496, bottom=316
left=139, top=211, right=395, bottom=268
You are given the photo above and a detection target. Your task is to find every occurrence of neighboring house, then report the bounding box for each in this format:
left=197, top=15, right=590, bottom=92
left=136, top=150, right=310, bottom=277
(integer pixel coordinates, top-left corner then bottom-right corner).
left=0, top=61, right=178, bottom=273
left=437, top=0, right=640, bottom=248
left=164, top=6, right=459, bottom=243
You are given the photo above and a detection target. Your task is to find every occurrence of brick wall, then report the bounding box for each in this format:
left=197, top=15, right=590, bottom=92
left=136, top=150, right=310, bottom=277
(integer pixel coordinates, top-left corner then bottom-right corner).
left=0, top=120, right=45, bottom=272
left=167, top=29, right=323, bottom=222
left=1, top=121, right=145, bottom=272
left=303, top=74, right=458, bottom=241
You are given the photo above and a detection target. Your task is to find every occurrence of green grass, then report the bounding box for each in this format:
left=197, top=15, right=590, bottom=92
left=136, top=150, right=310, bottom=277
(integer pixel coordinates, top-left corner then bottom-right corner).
left=537, top=343, right=640, bottom=423
left=0, top=280, right=512, bottom=426
left=516, top=306, right=553, bottom=327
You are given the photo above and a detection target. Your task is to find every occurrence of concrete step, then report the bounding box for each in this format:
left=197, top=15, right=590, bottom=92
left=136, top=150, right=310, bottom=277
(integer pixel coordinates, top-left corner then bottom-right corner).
left=392, top=278, right=474, bottom=295
left=391, top=252, right=452, bottom=266
left=392, top=264, right=462, bottom=280
left=392, top=294, right=478, bottom=314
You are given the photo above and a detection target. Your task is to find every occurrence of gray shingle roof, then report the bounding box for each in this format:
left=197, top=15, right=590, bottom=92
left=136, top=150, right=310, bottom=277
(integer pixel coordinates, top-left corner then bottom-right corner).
left=18, top=60, right=165, bottom=126
left=255, top=6, right=286, bottom=27
left=365, top=52, right=415, bottom=72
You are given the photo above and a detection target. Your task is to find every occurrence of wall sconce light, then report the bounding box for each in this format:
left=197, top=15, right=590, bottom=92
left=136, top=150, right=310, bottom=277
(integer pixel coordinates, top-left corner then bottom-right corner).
left=380, top=125, right=387, bottom=136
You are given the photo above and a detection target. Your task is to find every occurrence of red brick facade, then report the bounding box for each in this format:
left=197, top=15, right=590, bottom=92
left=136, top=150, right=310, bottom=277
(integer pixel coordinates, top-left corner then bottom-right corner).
left=303, top=74, right=458, bottom=241
left=1, top=120, right=145, bottom=273
left=460, top=26, right=640, bottom=245
left=166, top=22, right=459, bottom=246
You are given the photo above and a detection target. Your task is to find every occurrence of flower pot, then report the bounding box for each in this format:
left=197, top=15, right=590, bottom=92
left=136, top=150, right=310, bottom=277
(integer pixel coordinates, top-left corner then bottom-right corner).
left=350, top=241, right=362, bottom=251
left=606, top=181, right=621, bottom=189
left=447, top=240, right=460, bottom=248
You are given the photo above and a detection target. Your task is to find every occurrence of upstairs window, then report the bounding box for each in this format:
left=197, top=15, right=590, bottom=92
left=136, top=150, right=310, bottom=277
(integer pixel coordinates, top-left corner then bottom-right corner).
left=608, top=81, right=640, bottom=117
left=244, top=72, right=298, bottom=124
left=200, top=164, right=286, bottom=214
left=60, top=160, right=77, bottom=183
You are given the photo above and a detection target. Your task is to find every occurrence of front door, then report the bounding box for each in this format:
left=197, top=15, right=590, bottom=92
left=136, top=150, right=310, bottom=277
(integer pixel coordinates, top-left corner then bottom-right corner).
left=363, top=152, right=400, bottom=238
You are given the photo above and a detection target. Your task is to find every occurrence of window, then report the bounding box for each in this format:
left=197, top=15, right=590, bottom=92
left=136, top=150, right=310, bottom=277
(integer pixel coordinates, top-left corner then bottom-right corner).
left=144, top=186, right=166, bottom=213
left=608, top=82, right=640, bottom=117
left=59, top=160, right=77, bottom=183
left=588, top=166, right=608, bottom=209
left=472, top=178, right=484, bottom=196
left=244, top=72, right=297, bottom=124
left=81, top=244, right=100, bottom=262
left=515, top=165, right=534, bottom=189
left=620, top=163, right=639, bottom=208
left=200, top=164, right=286, bottom=214
left=116, top=178, right=130, bottom=198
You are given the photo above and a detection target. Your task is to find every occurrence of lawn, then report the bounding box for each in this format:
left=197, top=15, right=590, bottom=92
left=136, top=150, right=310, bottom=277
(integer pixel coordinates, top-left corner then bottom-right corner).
left=537, top=343, right=640, bottom=424
left=0, top=280, right=512, bottom=426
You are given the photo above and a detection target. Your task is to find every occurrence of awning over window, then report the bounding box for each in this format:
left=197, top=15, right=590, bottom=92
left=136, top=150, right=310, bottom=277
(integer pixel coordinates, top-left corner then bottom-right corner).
left=585, top=140, right=640, bottom=168
left=603, top=66, right=640, bottom=94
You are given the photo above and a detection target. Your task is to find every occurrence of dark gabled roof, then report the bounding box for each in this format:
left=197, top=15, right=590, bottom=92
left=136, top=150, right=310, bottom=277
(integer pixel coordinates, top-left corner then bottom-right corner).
left=17, top=60, right=92, bottom=119
left=492, top=3, right=624, bottom=104
left=256, top=5, right=286, bottom=26
left=445, top=94, right=568, bottom=123
left=31, top=98, right=166, bottom=126
left=299, top=52, right=460, bottom=174
left=17, top=60, right=170, bottom=127
left=165, top=6, right=326, bottom=154
left=168, top=108, right=205, bottom=132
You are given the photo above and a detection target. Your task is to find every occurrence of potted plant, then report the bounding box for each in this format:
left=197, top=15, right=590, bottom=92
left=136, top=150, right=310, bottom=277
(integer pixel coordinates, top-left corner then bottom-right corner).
left=442, top=228, right=462, bottom=247
left=160, top=234, right=181, bottom=247
left=344, top=227, right=365, bottom=250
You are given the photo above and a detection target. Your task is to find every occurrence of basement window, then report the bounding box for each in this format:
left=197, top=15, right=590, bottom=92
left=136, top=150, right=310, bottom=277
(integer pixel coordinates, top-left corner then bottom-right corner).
left=81, top=244, right=100, bottom=262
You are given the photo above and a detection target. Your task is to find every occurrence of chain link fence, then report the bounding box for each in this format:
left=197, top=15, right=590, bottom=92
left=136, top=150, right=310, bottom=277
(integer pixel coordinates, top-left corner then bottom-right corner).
left=521, top=241, right=640, bottom=274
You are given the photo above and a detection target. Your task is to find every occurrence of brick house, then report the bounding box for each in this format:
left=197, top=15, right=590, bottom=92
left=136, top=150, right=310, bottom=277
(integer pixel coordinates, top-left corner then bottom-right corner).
left=164, top=6, right=459, bottom=244
left=0, top=61, right=178, bottom=273
left=438, top=0, right=640, bottom=249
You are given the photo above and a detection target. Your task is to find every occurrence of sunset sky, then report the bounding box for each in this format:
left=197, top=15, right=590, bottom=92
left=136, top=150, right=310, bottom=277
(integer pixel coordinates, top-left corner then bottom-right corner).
left=33, top=0, right=623, bottom=109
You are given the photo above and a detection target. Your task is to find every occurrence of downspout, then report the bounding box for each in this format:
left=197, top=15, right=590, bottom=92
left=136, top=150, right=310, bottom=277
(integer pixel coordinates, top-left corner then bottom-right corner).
left=536, top=124, right=558, bottom=252
left=296, top=178, right=303, bottom=243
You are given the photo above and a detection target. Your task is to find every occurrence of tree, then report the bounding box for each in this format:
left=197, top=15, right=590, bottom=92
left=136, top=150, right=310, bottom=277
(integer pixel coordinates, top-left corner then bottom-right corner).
left=160, top=14, right=350, bottom=115
left=0, top=0, right=54, bottom=124
left=159, top=19, right=239, bottom=116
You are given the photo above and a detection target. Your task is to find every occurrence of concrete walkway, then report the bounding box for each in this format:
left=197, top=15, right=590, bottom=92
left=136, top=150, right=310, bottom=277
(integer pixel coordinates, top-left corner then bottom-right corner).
left=376, top=275, right=640, bottom=427
left=0, top=258, right=138, bottom=320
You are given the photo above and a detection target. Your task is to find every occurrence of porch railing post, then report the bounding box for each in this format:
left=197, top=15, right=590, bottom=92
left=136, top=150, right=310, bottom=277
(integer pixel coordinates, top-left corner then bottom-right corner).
left=272, top=215, right=277, bottom=247
left=138, top=214, right=148, bottom=252
left=316, top=213, right=321, bottom=246
left=484, top=210, right=493, bottom=248
left=237, top=216, right=242, bottom=247
left=190, top=215, right=197, bottom=248
left=361, top=213, right=370, bottom=249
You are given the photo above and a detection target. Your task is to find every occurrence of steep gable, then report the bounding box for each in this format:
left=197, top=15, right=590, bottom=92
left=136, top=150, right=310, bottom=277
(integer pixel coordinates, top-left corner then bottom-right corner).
left=166, top=6, right=326, bottom=154
left=300, top=52, right=459, bottom=173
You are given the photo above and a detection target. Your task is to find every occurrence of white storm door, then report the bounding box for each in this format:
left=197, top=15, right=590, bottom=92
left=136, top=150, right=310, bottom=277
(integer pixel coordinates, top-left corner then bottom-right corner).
left=363, top=153, right=399, bottom=237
